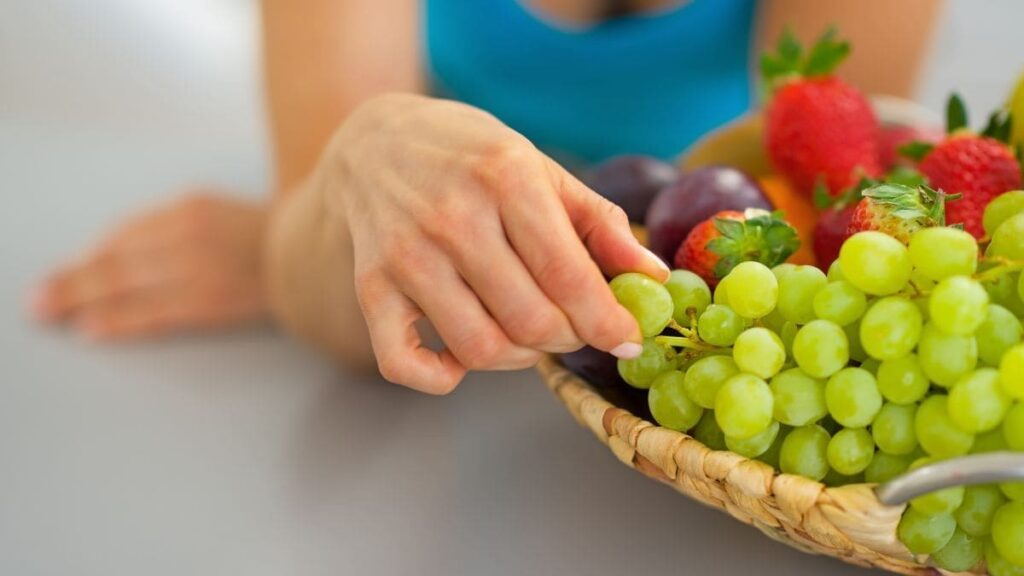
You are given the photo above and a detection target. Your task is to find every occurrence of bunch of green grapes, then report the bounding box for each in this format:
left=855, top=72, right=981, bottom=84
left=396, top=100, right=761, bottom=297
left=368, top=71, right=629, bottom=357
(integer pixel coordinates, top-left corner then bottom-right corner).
left=607, top=195, right=1024, bottom=573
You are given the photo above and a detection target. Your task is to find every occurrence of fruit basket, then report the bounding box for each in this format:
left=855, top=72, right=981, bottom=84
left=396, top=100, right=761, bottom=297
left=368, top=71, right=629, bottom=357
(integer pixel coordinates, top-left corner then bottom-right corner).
left=543, top=30, right=1024, bottom=576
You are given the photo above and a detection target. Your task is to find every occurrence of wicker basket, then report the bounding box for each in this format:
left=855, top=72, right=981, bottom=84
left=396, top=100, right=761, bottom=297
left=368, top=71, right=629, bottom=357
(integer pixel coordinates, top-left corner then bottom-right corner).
left=537, top=356, right=981, bottom=575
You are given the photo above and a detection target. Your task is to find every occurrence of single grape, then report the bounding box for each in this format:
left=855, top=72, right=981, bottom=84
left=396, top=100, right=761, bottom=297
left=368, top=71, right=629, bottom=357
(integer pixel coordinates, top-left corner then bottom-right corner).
left=780, top=321, right=798, bottom=358
left=1001, top=483, right=1024, bottom=501
left=770, top=368, right=827, bottom=426
left=756, top=425, right=789, bottom=469
left=915, top=395, right=975, bottom=458
left=725, top=262, right=779, bottom=319
left=948, top=368, right=1011, bottom=433
left=956, top=484, right=1007, bottom=536
left=978, top=305, right=1023, bottom=367
left=726, top=421, right=781, bottom=458
left=617, top=339, right=675, bottom=389
left=682, top=355, right=740, bottom=409
left=992, top=501, right=1024, bottom=566
left=1004, top=403, right=1024, bottom=451
left=1001, top=344, right=1024, bottom=400
left=733, top=327, right=786, bottom=379
left=1017, top=271, right=1024, bottom=304
left=825, top=367, right=883, bottom=428
left=986, top=539, right=1024, bottom=576
left=714, top=374, right=774, bottom=440
left=697, top=304, right=745, bottom=347
left=777, top=265, right=827, bottom=324
left=691, top=410, right=727, bottom=450
left=826, top=427, right=874, bottom=475
left=988, top=212, right=1024, bottom=261
left=793, top=320, right=849, bottom=378
left=908, top=226, right=979, bottom=282
left=648, top=371, right=704, bottom=432
left=984, top=190, right=1024, bottom=237
left=908, top=457, right=965, bottom=515
left=812, top=280, right=867, bottom=327
left=864, top=451, right=912, bottom=484
left=877, top=354, right=930, bottom=404
left=918, top=323, right=978, bottom=388
left=771, top=263, right=797, bottom=282
left=610, top=272, right=674, bottom=337
left=827, top=260, right=844, bottom=282
left=897, top=507, right=956, bottom=555
left=845, top=320, right=867, bottom=363
left=860, top=297, right=923, bottom=361
left=665, top=270, right=712, bottom=325
left=988, top=271, right=1024, bottom=318
left=930, top=528, right=983, bottom=572
left=872, top=402, right=918, bottom=455
left=779, top=424, right=831, bottom=481
left=972, top=428, right=1009, bottom=454
left=929, top=276, right=989, bottom=336
left=839, top=231, right=912, bottom=296
left=713, top=275, right=731, bottom=306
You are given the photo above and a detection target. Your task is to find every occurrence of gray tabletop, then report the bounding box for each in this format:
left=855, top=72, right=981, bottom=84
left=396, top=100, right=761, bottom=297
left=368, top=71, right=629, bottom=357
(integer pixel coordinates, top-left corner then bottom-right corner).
left=2, top=1, right=1022, bottom=574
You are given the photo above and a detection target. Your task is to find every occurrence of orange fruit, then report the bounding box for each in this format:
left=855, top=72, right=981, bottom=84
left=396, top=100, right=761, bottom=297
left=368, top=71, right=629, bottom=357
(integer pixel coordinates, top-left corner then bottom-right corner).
left=758, top=175, right=818, bottom=265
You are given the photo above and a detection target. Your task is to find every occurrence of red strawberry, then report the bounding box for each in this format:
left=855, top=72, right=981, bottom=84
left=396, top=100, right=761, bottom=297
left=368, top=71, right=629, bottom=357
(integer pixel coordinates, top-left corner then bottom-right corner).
left=908, top=95, right=1022, bottom=238
left=846, top=183, right=947, bottom=243
left=674, top=209, right=800, bottom=286
left=763, top=28, right=882, bottom=198
left=812, top=205, right=854, bottom=269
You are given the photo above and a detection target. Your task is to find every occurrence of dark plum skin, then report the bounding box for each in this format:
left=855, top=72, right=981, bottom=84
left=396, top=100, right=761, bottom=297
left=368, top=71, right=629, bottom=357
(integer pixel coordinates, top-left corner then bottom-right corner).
left=559, top=346, right=652, bottom=420
left=581, top=155, right=680, bottom=223
left=645, top=166, right=772, bottom=263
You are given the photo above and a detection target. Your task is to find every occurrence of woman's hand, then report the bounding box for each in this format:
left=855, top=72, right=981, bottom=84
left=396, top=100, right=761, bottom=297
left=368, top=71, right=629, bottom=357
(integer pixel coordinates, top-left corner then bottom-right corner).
left=288, top=94, right=669, bottom=393
left=33, top=192, right=268, bottom=339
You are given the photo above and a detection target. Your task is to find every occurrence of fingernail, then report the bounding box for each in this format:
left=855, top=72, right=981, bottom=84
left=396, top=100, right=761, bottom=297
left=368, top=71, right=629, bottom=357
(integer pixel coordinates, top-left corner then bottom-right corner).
left=641, top=246, right=671, bottom=279
left=610, top=342, right=643, bottom=359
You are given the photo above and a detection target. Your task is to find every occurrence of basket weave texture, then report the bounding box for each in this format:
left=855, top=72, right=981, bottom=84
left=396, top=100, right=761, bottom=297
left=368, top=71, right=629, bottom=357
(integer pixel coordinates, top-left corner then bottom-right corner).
left=538, top=355, right=984, bottom=576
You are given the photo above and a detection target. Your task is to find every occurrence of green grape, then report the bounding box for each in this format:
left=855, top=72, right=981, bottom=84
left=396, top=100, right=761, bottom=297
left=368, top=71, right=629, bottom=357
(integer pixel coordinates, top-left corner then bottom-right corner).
left=972, top=428, right=1009, bottom=454
left=871, top=402, right=918, bottom=455
left=860, top=358, right=881, bottom=374
left=956, top=484, right=1007, bottom=536
left=665, top=270, right=712, bottom=325
left=732, top=327, right=786, bottom=379
left=793, top=320, right=849, bottom=378
left=822, top=468, right=863, bottom=487
left=714, top=374, right=774, bottom=440
left=779, top=424, right=831, bottom=481
left=977, top=305, right=1023, bottom=367
left=918, top=323, right=978, bottom=388
left=988, top=271, right=1024, bottom=318
left=827, top=260, right=845, bottom=282
left=1018, top=272, right=1024, bottom=306
left=864, top=451, right=912, bottom=484
left=648, top=371, right=704, bottom=432
left=757, top=425, right=788, bottom=469
left=948, top=368, right=1011, bottom=433
left=988, top=212, right=1024, bottom=261
left=915, top=395, right=975, bottom=458
left=897, top=507, right=956, bottom=554
left=609, top=272, right=674, bottom=337
left=683, top=355, right=740, bottom=409
left=780, top=321, right=798, bottom=358
left=838, top=231, right=912, bottom=296
left=617, top=339, right=675, bottom=389
left=691, top=410, right=727, bottom=450
left=992, top=501, right=1024, bottom=566
left=929, top=276, right=990, bottom=336
left=860, top=297, right=923, bottom=361
left=713, top=276, right=731, bottom=306
left=930, top=528, right=983, bottom=572
left=877, top=355, right=930, bottom=404
left=908, top=458, right=965, bottom=515
left=761, top=308, right=786, bottom=334
left=812, top=280, right=867, bottom=327
left=725, top=262, right=779, bottom=319
left=986, top=539, right=1024, bottom=576
left=826, top=427, right=874, bottom=475
left=825, top=367, right=883, bottom=428
left=771, top=263, right=797, bottom=282
left=770, top=367, right=827, bottom=426
left=845, top=320, right=867, bottom=363
left=726, top=421, right=780, bottom=458
left=1001, top=344, right=1024, bottom=399
left=984, top=190, right=1024, bottom=237
left=1004, top=403, right=1024, bottom=451
left=697, top=304, right=745, bottom=346
left=908, top=226, right=979, bottom=281
left=777, top=265, right=827, bottom=324
left=1001, top=483, right=1024, bottom=501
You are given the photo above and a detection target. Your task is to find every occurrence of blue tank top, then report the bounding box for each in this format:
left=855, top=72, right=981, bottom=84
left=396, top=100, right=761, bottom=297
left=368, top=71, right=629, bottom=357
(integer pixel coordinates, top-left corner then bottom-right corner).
left=424, top=0, right=757, bottom=167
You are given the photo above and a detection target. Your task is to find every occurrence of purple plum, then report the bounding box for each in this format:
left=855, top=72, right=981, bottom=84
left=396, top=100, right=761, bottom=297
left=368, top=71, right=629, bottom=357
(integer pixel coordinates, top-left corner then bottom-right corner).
left=559, top=346, right=652, bottom=419
left=582, top=155, right=680, bottom=223
left=645, top=166, right=771, bottom=263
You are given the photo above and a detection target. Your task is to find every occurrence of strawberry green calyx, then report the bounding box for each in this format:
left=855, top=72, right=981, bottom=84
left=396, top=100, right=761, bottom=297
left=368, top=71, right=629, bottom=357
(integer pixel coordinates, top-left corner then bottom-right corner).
left=760, top=27, right=850, bottom=90
left=706, top=209, right=800, bottom=278
left=861, top=183, right=943, bottom=225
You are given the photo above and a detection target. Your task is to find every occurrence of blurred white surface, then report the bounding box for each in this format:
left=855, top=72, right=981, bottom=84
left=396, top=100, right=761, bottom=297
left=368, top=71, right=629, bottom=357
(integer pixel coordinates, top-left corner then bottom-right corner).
left=1, top=1, right=1022, bottom=575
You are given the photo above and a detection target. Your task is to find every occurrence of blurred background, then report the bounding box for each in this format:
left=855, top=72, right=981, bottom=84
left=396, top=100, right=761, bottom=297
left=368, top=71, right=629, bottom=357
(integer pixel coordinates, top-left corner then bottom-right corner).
left=2, top=1, right=1024, bottom=575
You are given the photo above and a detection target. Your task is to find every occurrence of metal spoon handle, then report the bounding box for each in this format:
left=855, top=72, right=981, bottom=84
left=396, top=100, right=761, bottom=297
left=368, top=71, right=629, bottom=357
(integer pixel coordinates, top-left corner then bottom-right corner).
left=875, top=452, right=1024, bottom=506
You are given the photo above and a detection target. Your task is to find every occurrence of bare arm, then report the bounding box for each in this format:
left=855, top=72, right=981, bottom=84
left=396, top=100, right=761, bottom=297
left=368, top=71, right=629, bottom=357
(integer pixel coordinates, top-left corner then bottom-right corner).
left=758, top=0, right=944, bottom=98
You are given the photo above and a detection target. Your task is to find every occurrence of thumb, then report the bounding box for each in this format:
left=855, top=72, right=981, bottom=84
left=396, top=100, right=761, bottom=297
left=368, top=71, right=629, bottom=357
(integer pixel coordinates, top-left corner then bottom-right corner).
left=549, top=158, right=671, bottom=283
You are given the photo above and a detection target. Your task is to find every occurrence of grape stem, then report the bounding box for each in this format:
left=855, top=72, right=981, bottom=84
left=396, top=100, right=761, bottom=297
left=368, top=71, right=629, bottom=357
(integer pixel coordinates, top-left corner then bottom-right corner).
left=654, top=335, right=721, bottom=352
left=900, top=256, right=1024, bottom=299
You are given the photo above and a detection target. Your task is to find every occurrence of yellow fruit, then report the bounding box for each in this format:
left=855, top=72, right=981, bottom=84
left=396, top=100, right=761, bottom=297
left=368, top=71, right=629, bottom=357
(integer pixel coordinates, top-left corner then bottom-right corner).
left=1010, top=70, right=1024, bottom=148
